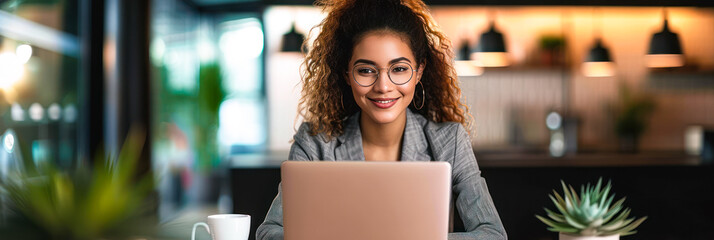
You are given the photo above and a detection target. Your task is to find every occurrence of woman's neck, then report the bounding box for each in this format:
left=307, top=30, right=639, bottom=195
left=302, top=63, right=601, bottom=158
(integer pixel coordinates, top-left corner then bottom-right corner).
left=359, top=112, right=407, bottom=161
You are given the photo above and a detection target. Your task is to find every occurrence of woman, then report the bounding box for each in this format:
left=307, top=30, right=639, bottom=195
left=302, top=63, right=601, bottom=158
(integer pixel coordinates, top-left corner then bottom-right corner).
left=257, top=0, right=506, bottom=239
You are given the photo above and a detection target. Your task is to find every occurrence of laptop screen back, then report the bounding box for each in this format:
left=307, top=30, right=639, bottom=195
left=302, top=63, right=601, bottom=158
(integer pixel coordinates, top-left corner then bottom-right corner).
left=281, top=161, right=451, bottom=240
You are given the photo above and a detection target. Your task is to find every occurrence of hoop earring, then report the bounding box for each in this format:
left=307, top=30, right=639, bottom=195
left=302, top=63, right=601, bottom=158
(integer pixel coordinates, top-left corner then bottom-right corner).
left=413, top=81, right=425, bottom=110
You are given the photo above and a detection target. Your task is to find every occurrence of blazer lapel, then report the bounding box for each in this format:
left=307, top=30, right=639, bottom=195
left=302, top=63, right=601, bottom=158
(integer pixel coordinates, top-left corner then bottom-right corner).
left=336, top=112, right=366, bottom=161
left=400, top=109, right=432, bottom=161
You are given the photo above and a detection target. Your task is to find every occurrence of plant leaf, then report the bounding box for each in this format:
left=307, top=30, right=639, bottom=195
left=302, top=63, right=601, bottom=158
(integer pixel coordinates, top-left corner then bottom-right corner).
left=565, top=214, right=587, bottom=229
left=550, top=195, right=568, bottom=216
left=544, top=208, right=565, bottom=222
left=537, top=215, right=578, bottom=231
left=614, top=217, right=647, bottom=236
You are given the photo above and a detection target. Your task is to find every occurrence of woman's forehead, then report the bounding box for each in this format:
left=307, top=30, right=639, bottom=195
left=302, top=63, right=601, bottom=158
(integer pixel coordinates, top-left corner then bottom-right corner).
left=350, top=32, right=415, bottom=65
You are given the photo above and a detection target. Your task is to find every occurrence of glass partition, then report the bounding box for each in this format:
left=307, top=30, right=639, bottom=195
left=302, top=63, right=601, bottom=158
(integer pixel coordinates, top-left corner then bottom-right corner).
left=0, top=0, right=80, bottom=172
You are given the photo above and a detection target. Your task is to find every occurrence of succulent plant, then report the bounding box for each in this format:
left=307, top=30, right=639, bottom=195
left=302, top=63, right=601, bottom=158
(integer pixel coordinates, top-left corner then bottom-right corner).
left=536, top=178, right=647, bottom=237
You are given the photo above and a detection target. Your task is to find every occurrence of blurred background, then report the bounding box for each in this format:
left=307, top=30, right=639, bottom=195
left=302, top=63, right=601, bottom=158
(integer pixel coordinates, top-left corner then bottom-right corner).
left=0, top=0, right=713, bottom=239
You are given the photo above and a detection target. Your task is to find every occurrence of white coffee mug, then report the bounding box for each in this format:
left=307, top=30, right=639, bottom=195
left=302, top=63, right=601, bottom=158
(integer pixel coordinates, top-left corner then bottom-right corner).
left=192, top=214, right=251, bottom=240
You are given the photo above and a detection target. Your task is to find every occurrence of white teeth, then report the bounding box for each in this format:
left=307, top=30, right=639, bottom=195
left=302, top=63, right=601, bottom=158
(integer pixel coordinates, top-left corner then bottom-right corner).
left=375, top=99, right=396, bottom=104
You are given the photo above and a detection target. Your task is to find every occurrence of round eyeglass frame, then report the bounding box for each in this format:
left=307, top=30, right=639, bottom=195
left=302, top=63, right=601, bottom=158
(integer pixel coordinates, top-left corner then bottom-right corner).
left=347, top=62, right=417, bottom=87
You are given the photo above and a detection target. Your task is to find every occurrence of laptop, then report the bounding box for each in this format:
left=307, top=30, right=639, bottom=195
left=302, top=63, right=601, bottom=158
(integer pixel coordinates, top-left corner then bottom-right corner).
left=281, top=161, right=451, bottom=240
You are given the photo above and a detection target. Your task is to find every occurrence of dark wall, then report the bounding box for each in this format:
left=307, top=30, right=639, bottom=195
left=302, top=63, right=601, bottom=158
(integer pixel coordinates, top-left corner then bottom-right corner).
left=231, top=168, right=282, bottom=240
left=482, top=165, right=714, bottom=240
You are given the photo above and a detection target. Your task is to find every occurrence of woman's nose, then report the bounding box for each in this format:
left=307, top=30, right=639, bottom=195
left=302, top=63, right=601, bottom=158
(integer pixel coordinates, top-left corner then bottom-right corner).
left=372, top=70, right=393, bottom=93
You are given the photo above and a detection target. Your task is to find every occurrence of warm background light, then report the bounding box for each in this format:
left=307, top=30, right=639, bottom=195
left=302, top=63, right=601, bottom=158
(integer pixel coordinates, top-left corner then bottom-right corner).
left=471, top=52, right=510, bottom=67
left=0, top=52, right=24, bottom=89
left=582, top=61, right=616, bottom=77
left=454, top=60, right=485, bottom=76
left=645, top=54, right=685, bottom=68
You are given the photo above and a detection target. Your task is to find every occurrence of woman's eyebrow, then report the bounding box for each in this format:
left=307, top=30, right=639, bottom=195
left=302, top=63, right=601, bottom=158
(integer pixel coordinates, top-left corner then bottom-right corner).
left=354, top=57, right=411, bottom=66
left=389, top=57, right=411, bottom=65
left=354, top=59, right=376, bottom=65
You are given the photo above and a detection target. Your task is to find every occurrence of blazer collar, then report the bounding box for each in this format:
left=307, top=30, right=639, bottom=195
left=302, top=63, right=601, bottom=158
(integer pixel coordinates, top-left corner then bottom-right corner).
left=336, top=111, right=365, bottom=160
left=336, top=109, right=431, bottom=161
left=400, top=109, right=432, bottom=162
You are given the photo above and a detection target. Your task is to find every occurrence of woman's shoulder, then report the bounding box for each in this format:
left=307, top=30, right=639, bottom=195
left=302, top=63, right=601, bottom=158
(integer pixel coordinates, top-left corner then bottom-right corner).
left=290, top=122, right=339, bottom=160
left=294, top=122, right=330, bottom=144
left=422, top=119, right=466, bottom=137
left=408, top=110, right=467, bottom=141
left=408, top=110, right=463, bottom=133
left=293, top=121, right=345, bottom=150
left=420, top=120, right=470, bottom=153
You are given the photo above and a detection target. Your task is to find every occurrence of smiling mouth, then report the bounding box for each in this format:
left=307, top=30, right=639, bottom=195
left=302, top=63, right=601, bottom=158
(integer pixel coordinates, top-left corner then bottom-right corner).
left=368, top=97, right=400, bottom=109
left=369, top=98, right=399, bottom=103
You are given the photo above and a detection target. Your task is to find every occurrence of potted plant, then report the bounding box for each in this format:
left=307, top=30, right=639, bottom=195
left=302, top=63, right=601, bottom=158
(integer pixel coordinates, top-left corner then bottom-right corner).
left=611, top=83, right=656, bottom=153
left=536, top=178, right=647, bottom=240
left=538, top=35, right=566, bottom=66
left=0, top=129, right=155, bottom=240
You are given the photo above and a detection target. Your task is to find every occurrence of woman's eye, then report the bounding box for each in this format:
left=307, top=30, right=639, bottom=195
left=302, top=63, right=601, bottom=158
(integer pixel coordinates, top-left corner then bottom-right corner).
left=392, top=65, right=411, bottom=73
left=357, top=68, right=376, bottom=74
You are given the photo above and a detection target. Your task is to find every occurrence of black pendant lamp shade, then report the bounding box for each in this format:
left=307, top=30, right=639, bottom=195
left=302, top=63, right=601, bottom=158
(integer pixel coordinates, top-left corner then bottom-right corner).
left=281, top=22, right=306, bottom=52
left=648, top=19, right=682, bottom=55
left=471, top=23, right=509, bottom=67
left=582, top=38, right=615, bottom=77
left=457, top=41, right=471, bottom=61
left=646, top=13, right=684, bottom=68
left=454, top=40, right=484, bottom=76
left=476, top=24, right=507, bottom=53
left=586, top=39, right=612, bottom=62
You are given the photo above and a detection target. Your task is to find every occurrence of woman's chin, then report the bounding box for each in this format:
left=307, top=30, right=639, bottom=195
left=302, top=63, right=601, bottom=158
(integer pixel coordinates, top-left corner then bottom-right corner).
left=363, top=109, right=405, bottom=125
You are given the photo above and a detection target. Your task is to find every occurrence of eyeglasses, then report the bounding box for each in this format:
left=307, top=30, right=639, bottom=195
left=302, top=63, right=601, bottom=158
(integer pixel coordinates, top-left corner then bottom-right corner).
left=347, top=62, right=416, bottom=87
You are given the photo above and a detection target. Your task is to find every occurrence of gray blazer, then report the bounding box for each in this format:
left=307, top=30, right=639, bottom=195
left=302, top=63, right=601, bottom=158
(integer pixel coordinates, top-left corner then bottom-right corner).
left=256, top=109, right=507, bottom=240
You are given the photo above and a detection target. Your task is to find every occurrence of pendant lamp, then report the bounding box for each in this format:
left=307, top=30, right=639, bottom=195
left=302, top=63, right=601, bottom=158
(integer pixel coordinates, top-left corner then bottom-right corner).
left=646, top=9, right=684, bottom=68
left=471, top=22, right=509, bottom=67
left=281, top=22, right=306, bottom=53
left=582, top=38, right=615, bottom=77
left=455, top=40, right=483, bottom=77
left=582, top=9, right=615, bottom=77
left=457, top=41, right=471, bottom=61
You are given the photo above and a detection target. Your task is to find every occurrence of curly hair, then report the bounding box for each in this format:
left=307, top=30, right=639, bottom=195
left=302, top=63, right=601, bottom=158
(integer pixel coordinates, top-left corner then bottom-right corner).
left=298, top=0, right=471, bottom=140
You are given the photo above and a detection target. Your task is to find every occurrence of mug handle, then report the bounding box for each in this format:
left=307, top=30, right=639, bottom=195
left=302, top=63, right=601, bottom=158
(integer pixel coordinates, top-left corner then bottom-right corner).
left=192, top=222, right=210, bottom=240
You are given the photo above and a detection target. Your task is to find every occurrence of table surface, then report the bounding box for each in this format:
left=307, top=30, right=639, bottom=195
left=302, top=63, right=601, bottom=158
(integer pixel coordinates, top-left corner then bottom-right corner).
left=227, top=150, right=705, bottom=168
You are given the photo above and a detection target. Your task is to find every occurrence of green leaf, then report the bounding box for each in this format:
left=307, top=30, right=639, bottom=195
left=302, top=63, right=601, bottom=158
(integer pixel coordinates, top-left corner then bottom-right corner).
left=565, top=214, right=587, bottom=229
left=594, top=178, right=603, bottom=198
left=605, top=197, right=626, bottom=218
left=561, top=181, right=573, bottom=204
left=536, top=215, right=578, bottom=232
left=598, top=183, right=611, bottom=208
left=620, top=230, right=638, bottom=237
left=549, top=227, right=579, bottom=233
left=604, top=208, right=631, bottom=231
left=569, top=184, right=580, bottom=205
left=545, top=208, right=565, bottom=222
left=614, top=217, right=647, bottom=236
left=553, top=190, right=566, bottom=207
left=600, top=218, right=629, bottom=232
left=582, top=193, right=591, bottom=212
left=550, top=195, right=568, bottom=216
